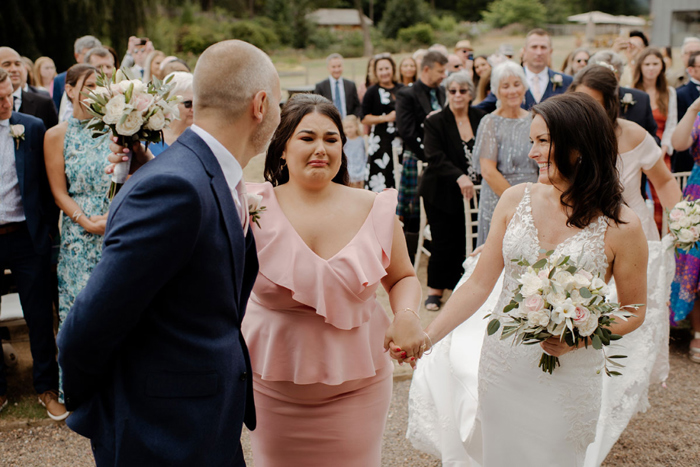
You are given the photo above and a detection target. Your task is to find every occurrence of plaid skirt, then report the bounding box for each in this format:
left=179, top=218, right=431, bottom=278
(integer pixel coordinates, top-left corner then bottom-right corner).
left=397, top=152, right=420, bottom=222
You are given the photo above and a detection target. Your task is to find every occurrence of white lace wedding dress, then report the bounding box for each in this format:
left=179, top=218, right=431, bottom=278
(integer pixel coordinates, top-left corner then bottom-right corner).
left=407, top=139, right=675, bottom=467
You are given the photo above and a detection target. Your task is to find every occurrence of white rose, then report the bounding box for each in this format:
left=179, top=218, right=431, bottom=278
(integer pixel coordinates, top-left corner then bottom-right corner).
left=157, top=99, right=180, bottom=121
left=669, top=208, right=685, bottom=222
left=247, top=193, right=263, bottom=213
left=103, top=95, right=126, bottom=125
left=590, top=276, right=606, bottom=291
left=690, top=215, right=700, bottom=225
left=678, top=228, right=696, bottom=243
left=528, top=310, right=550, bottom=327
left=670, top=221, right=681, bottom=231
left=144, top=108, right=166, bottom=131
left=553, top=271, right=574, bottom=290
left=572, top=273, right=591, bottom=290
left=519, top=271, right=544, bottom=297
left=621, top=93, right=634, bottom=104
left=546, top=290, right=567, bottom=307
left=115, top=110, right=144, bottom=136
left=679, top=217, right=691, bottom=228
left=9, top=124, right=24, bottom=138
left=569, top=288, right=584, bottom=305
left=677, top=200, right=689, bottom=209
left=577, top=313, right=599, bottom=337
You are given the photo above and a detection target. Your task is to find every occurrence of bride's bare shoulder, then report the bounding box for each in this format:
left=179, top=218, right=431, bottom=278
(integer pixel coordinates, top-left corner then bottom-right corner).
left=606, top=205, right=645, bottom=244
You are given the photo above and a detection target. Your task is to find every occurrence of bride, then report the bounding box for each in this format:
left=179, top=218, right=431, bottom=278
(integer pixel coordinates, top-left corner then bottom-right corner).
left=387, top=93, right=648, bottom=466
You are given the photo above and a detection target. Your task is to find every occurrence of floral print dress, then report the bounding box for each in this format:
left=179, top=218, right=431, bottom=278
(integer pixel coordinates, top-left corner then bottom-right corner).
left=362, top=83, right=403, bottom=192
left=57, top=118, right=111, bottom=400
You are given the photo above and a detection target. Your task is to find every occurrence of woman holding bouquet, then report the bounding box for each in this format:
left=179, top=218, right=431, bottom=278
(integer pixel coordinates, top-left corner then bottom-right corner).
left=394, top=93, right=648, bottom=466
left=44, top=64, right=111, bottom=405
left=242, top=94, right=422, bottom=466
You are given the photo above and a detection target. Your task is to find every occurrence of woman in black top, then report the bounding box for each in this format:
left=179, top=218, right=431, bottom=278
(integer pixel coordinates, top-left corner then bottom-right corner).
left=361, top=54, right=403, bottom=192
left=419, top=71, right=486, bottom=310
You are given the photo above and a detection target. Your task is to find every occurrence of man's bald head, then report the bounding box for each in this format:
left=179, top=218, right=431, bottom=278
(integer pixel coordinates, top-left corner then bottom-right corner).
left=194, top=40, right=279, bottom=121
left=0, top=47, right=24, bottom=90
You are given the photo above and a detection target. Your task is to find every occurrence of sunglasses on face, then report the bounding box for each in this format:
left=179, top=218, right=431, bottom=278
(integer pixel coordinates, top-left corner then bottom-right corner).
left=448, top=89, right=469, bottom=95
left=182, top=100, right=193, bottom=109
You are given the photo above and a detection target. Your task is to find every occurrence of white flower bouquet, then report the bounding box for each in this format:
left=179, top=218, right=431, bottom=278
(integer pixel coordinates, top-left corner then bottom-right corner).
left=667, top=199, right=700, bottom=254
left=83, top=68, right=182, bottom=199
left=486, top=250, right=638, bottom=376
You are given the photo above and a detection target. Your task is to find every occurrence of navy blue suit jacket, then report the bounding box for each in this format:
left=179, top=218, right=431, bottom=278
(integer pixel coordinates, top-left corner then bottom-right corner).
left=52, top=72, right=66, bottom=111
left=474, top=68, right=572, bottom=113
left=618, top=87, right=658, bottom=142
left=9, top=112, right=55, bottom=254
left=58, top=129, right=257, bottom=466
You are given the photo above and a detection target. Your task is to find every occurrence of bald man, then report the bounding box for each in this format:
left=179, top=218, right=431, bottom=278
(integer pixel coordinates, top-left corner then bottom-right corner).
left=57, top=40, right=281, bottom=466
left=0, top=47, right=57, bottom=129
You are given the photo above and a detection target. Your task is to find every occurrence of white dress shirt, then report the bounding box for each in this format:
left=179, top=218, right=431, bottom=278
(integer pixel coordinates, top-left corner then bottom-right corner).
left=0, top=119, right=26, bottom=224
left=524, top=67, right=550, bottom=103
left=190, top=124, right=249, bottom=231
left=329, top=76, right=347, bottom=118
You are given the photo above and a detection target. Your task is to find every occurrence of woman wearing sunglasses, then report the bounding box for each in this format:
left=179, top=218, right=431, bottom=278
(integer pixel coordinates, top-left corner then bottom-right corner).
left=419, top=71, right=487, bottom=310
left=563, top=47, right=590, bottom=76
left=149, top=72, right=194, bottom=156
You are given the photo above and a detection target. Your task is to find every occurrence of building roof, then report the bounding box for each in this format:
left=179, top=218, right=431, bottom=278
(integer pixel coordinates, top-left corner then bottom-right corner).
left=306, top=8, right=373, bottom=27
left=567, top=11, right=646, bottom=26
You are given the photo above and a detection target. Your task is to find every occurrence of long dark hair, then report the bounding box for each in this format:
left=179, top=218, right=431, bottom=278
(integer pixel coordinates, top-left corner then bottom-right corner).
left=569, top=64, right=620, bottom=127
left=531, top=93, right=625, bottom=228
left=633, top=47, right=669, bottom=116
left=66, top=64, right=96, bottom=105
left=264, top=93, right=349, bottom=186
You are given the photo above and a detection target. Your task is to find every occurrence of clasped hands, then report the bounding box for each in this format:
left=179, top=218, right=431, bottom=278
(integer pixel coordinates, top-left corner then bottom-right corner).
left=383, top=308, right=430, bottom=369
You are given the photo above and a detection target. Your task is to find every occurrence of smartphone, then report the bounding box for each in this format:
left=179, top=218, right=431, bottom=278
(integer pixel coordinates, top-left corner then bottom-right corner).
left=138, top=38, right=148, bottom=46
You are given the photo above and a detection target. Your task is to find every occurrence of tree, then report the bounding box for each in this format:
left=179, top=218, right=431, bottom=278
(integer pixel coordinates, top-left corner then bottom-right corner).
left=482, top=0, right=547, bottom=30
left=455, top=0, right=491, bottom=21
left=379, top=0, right=431, bottom=39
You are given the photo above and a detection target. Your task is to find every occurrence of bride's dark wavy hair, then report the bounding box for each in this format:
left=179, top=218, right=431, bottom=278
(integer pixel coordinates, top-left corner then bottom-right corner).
left=264, top=93, right=349, bottom=186
left=530, top=93, right=625, bottom=228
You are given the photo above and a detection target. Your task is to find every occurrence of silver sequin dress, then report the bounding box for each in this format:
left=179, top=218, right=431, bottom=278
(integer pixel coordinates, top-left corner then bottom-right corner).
left=473, top=113, right=538, bottom=246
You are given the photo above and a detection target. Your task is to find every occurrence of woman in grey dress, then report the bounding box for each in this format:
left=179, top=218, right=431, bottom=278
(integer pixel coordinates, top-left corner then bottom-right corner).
left=474, top=61, right=538, bottom=245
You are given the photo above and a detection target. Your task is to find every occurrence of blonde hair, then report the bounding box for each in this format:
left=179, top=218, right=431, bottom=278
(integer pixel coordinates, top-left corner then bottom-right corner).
left=342, top=115, right=362, bottom=138
left=33, top=57, right=56, bottom=88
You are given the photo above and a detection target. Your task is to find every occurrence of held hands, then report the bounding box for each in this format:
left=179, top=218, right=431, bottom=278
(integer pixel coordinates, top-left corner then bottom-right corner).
left=457, top=174, right=475, bottom=200
left=105, top=137, right=153, bottom=176
left=85, top=214, right=108, bottom=236
left=384, top=308, right=430, bottom=369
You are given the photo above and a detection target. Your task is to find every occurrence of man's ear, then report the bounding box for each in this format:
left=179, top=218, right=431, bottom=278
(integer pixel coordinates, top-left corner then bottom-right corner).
left=252, top=90, right=268, bottom=123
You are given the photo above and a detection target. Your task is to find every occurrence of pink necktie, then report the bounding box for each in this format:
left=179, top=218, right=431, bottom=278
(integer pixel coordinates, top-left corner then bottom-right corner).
left=532, top=75, right=542, bottom=103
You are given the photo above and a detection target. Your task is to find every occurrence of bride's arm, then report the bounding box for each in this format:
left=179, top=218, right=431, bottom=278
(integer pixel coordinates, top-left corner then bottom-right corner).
left=421, top=186, right=523, bottom=345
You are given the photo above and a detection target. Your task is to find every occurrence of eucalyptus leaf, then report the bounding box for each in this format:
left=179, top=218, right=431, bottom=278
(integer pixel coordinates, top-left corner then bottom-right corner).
left=580, top=287, right=592, bottom=298
left=592, top=334, right=603, bottom=350
left=487, top=319, right=501, bottom=336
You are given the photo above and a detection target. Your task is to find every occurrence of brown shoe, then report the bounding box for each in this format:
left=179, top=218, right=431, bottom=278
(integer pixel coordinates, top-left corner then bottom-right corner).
left=0, top=394, right=7, bottom=413
left=38, top=390, right=69, bottom=421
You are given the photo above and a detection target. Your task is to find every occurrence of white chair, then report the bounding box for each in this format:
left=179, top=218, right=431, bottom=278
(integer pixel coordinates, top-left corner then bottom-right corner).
left=465, top=185, right=482, bottom=256
left=661, top=171, right=692, bottom=234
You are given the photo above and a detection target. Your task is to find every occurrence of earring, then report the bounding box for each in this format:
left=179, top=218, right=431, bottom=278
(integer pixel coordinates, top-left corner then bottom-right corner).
left=280, top=158, right=287, bottom=169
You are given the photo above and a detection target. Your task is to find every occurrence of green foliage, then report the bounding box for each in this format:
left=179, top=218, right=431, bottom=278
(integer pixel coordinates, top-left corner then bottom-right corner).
left=429, top=14, right=457, bottom=33
left=380, top=0, right=432, bottom=39
left=455, top=0, right=491, bottom=21
left=229, top=20, right=280, bottom=51
left=397, top=23, right=435, bottom=47
left=482, top=0, right=547, bottom=30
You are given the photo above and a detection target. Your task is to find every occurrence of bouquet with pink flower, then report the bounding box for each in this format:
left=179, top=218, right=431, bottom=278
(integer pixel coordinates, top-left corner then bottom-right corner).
left=82, top=68, right=182, bottom=199
left=667, top=199, right=700, bottom=254
left=486, top=250, right=638, bottom=375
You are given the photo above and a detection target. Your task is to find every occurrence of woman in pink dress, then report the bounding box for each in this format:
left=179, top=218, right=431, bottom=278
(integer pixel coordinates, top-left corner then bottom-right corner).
left=243, top=94, right=424, bottom=466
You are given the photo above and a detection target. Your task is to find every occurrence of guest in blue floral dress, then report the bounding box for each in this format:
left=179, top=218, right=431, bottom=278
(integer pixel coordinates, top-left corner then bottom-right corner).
left=44, top=64, right=111, bottom=400
left=670, top=97, right=700, bottom=362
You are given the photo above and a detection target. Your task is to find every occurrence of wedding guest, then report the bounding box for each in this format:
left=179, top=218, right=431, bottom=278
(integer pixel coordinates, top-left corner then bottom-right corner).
left=314, top=53, right=361, bottom=118
left=0, top=68, right=63, bottom=420
left=476, top=29, right=572, bottom=113
left=43, top=65, right=111, bottom=404
left=244, top=93, right=422, bottom=466
left=52, top=35, right=101, bottom=111
left=671, top=95, right=700, bottom=363
left=633, top=47, right=678, bottom=231
left=454, top=40, right=474, bottom=71
left=105, top=46, right=120, bottom=70
left=571, top=64, right=681, bottom=465
left=413, top=49, right=428, bottom=71
left=661, top=46, right=673, bottom=71
left=342, top=115, right=366, bottom=188
left=358, top=57, right=376, bottom=102
left=58, top=40, right=281, bottom=465
left=148, top=72, right=194, bottom=156
left=398, top=57, right=417, bottom=86
left=474, top=61, right=538, bottom=246
left=21, top=57, right=36, bottom=91
left=398, top=92, right=648, bottom=467
left=614, top=30, right=648, bottom=87
left=588, top=50, right=659, bottom=143
left=473, top=55, right=491, bottom=104
left=446, top=54, right=464, bottom=75
left=0, top=47, right=57, bottom=130
left=428, top=44, right=449, bottom=58
left=563, top=47, right=589, bottom=75
left=84, top=47, right=115, bottom=79
left=420, top=71, right=486, bottom=311
left=126, top=38, right=153, bottom=78
left=669, top=37, right=700, bottom=88
left=675, top=51, right=700, bottom=172
left=160, top=57, right=190, bottom=77
left=33, top=57, right=57, bottom=95
left=362, top=54, right=403, bottom=191
left=143, top=50, right=165, bottom=82
left=396, top=51, right=447, bottom=261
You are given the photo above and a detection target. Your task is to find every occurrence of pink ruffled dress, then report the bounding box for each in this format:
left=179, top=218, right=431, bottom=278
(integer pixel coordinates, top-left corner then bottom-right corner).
left=242, top=182, right=398, bottom=467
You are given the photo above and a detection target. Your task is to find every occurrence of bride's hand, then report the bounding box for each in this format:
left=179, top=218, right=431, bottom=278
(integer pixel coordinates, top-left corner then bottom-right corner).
left=386, top=341, right=418, bottom=368
left=384, top=310, right=427, bottom=361
left=540, top=336, right=577, bottom=357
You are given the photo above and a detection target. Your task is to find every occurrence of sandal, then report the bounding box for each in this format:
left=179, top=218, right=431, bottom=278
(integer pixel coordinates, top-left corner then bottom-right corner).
left=425, top=295, right=442, bottom=312
left=690, top=332, right=700, bottom=363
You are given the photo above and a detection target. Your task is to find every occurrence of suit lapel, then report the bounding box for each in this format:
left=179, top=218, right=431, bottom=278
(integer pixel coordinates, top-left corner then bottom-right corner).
left=9, top=113, right=26, bottom=198
left=523, top=91, right=535, bottom=110
left=19, top=91, right=34, bottom=116
left=415, top=81, right=433, bottom=116
left=178, top=129, right=246, bottom=304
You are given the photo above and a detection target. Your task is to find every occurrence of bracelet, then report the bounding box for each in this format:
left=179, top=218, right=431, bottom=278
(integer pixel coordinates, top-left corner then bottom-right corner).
left=72, top=210, right=83, bottom=222
left=397, top=307, right=420, bottom=322
left=423, top=332, right=434, bottom=355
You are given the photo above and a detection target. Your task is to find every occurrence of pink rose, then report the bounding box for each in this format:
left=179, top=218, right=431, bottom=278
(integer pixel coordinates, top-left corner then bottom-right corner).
left=573, top=305, right=590, bottom=325
left=524, top=294, right=545, bottom=313
left=538, top=270, right=549, bottom=281
left=577, top=269, right=593, bottom=281
left=134, top=94, right=154, bottom=113
left=669, top=209, right=684, bottom=222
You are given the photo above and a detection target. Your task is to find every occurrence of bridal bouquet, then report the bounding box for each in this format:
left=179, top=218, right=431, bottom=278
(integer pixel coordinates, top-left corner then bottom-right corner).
left=486, top=250, right=638, bottom=376
left=667, top=199, right=700, bottom=254
left=83, top=68, right=181, bottom=199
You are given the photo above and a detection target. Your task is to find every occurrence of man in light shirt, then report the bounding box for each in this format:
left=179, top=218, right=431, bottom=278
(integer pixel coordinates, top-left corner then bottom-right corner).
left=314, top=53, right=361, bottom=118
